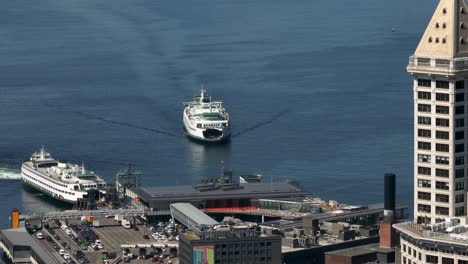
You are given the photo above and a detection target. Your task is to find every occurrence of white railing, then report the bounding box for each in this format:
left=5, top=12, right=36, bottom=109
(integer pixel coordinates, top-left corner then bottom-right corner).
left=395, top=221, right=468, bottom=245
left=408, top=55, right=468, bottom=70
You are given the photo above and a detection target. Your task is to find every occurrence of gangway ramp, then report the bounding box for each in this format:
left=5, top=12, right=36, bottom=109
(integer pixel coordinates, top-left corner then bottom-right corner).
left=170, top=203, right=218, bottom=234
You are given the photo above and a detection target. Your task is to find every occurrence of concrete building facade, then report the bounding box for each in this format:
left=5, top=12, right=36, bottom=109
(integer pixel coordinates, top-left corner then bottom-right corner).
left=409, top=0, right=468, bottom=224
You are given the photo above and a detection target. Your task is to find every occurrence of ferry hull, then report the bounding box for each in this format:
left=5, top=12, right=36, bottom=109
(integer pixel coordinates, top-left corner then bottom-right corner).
left=183, top=113, right=230, bottom=142
left=22, top=180, right=76, bottom=204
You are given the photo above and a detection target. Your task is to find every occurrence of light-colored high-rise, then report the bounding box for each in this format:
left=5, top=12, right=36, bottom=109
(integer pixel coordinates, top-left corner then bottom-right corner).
left=409, top=0, right=468, bottom=224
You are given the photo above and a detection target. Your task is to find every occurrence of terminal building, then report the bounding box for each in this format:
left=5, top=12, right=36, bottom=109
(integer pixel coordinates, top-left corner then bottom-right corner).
left=128, top=174, right=307, bottom=214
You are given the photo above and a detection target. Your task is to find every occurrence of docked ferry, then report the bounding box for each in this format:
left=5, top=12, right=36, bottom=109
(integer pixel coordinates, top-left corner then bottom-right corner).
left=183, top=88, right=230, bottom=142
left=21, top=147, right=107, bottom=203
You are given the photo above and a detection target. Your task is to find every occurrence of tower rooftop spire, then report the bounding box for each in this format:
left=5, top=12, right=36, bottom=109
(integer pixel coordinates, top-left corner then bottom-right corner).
left=414, top=0, right=468, bottom=59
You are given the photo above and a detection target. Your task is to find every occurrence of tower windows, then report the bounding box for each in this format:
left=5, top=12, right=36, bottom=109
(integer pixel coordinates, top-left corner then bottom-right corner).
left=456, top=93, right=464, bottom=102
left=418, top=129, right=431, bottom=138
left=436, top=105, right=449, bottom=114
left=436, top=181, right=449, bottom=190
left=455, top=118, right=464, bottom=127
left=455, top=156, right=464, bottom=165
left=436, top=131, right=449, bottom=139
left=455, top=131, right=464, bottom=140
left=418, top=141, right=431, bottom=150
left=456, top=80, right=465, bottom=89
left=418, top=79, right=431, bottom=87
left=455, top=105, right=465, bottom=114
left=436, top=143, right=449, bottom=152
left=418, top=104, right=431, bottom=112
left=418, top=179, right=431, bottom=188
left=436, top=168, right=449, bottom=177
left=418, top=91, right=431, bottom=100
left=436, top=194, right=449, bottom=203
left=455, top=144, right=465, bottom=153
left=436, top=156, right=449, bottom=164
left=436, top=80, right=449, bottom=88
left=418, top=166, right=431, bottom=175
left=418, top=116, right=431, bottom=125
left=418, top=154, right=431, bottom=162
left=436, top=118, right=449, bottom=127
left=436, top=93, right=449, bottom=101
left=455, top=168, right=464, bottom=178
left=418, top=191, right=431, bottom=200
left=436, top=206, right=449, bottom=215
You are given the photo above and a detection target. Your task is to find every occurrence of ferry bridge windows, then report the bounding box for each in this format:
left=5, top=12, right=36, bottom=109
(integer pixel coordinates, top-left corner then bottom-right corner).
left=418, top=154, right=431, bottom=163
left=436, top=194, right=449, bottom=203
left=418, top=104, right=431, bottom=113
left=436, top=93, right=449, bottom=101
left=436, top=169, right=449, bottom=177
left=436, top=105, right=450, bottom=114
left=436, top=80, right=449, bottom=89
left=418, top=179, right=431, bottom=188
left=418, top=91, right=432, bottom=100
left=436, top=118, right=449, bottom=127
left=435, top=206, right=449, bottom=215
left=418, top=116, right=431, bottom=125
left=436, top=131, right=449, bottom=139
left=418, top=192, right=431, bottom=201
left=418, top=129, right=431, bottom=138
left=418, top=166, right=431, bottom=175
left=418, top=79, right=431, bottom=87
left=418, top=142, right=431, bottom=150
left=436, top=181, right=449, bottom=190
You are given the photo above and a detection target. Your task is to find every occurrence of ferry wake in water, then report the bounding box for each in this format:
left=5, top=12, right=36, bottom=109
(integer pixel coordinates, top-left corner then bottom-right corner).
left=0, top=168, right=21, bottom=180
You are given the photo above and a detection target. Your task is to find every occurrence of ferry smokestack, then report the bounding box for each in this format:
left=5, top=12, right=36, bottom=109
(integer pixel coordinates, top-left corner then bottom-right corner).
left=384, top=173, right=396, bottom=222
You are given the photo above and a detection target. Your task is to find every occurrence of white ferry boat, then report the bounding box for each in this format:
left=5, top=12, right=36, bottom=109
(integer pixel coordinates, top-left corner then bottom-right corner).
left=183, top=88, right=230, bottom=142
left=21, top=147, right=107, bottom=203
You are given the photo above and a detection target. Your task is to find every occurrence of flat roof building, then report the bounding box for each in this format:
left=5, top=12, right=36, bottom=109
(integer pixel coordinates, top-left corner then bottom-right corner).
left=129, top=181, right=307, bottom=212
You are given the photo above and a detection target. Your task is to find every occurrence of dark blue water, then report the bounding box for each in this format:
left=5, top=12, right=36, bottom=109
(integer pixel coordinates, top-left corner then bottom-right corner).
left=0, top=0, right=435, bottom=228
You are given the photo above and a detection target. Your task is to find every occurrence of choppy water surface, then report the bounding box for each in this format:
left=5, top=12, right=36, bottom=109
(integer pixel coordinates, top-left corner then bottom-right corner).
left=0, top=0, right=435, bottom=228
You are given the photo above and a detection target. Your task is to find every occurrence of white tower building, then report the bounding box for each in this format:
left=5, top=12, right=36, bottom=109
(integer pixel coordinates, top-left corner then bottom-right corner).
left=409, top=0, right=468, bottom=224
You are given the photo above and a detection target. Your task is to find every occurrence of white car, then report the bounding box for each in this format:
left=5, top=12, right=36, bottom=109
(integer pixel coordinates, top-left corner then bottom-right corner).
left=95, top=239, right=101, bottom=244
left=63, top=253, right=71, bottom=260
left=59, top=249, right=65, bottom=256
left=36, top=232, right=43, bottom=239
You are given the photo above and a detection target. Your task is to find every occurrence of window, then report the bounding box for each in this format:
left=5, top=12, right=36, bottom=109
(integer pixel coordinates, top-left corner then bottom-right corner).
left=456, top=206, right=465, bottom=216
left=436, top=93, right=449, bottom=101
left=418, top=104, right=431, bottom=112
left=418, top=204, right=431, bottom=213
left=418, top=79, right=431, bottom=87
left=442, top=257, right=454, bottom=264
left=456, top=194, right=465, bottom=203
left=459, top=260, right=468, bottom=264
left=436, top=181, right=449, bottom=190
left=436, top=105, right=450, bottom=114
left=436, top=156, right=449, bottom=165
left=456, top=144, right=465, bottom=153
left=418, top=141, right=431, bottom=150
left=456, top=105, right=465, bottom=115
left=436, top=194, right=449, bottom=203
left=436, top=131, right=449, bottom=139
left=419, top=91, right=432, bottom=100
left=436, top=168, right=449, bottom=177
left=418, top=179, right=431, bottom=187
left=436, top=206, right=449, bottom=215
left=456, top=118, right=465, bottom=127
left=418, top=129, right=431, bottom=138
left=436, top=143, right=449, bottom=152
left=436, top=80, right=449, bottom=89
left=418, top=191, right=431, bottom=200
left=418, top=116, right=431, bottom=125
left=418, top=167, right=431, bottom=175
left=456, top=131, right=464, bottom=140
left=436, top=118, right=449, bottom=127
left=456, top=169, right=464, bottom=178
left=456, top=93, right=465, bottom=102
left=456, top=156, right=465, bottom=165
left=456, top=80, right=465, bottom=89
left=456, top=181, right=465, bottom=190
left=418, top=154, right=431, bottom=163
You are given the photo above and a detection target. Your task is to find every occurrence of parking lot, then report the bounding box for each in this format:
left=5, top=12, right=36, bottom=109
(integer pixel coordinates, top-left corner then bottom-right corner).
left=32, top=216, right=179, bottom=264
